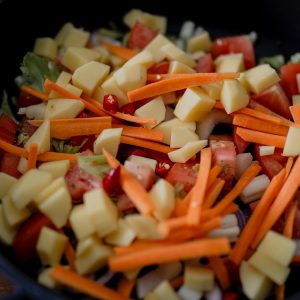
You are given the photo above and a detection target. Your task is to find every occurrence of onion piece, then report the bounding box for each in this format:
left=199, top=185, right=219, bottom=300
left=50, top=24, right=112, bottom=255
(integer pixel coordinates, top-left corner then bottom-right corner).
left=205, top=284, right=222, bottom=300
left=221, top=214, right=238, bottom=229
left=208, top=226, right=240, bottom=242
left=177, top=285, right=203, bottom=300
left=179, top=21, right=195, bottom=39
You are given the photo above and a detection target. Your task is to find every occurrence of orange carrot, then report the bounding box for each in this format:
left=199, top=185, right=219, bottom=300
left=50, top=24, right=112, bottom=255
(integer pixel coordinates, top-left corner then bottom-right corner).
left=117, top=277, right=136, bottom=298
left=161, top=92, right=178, bottom=104
left=283, top=202, right=297, bottom=238
left=173, top=198, right=189, bottom=218
left=103, top=149, right=155, bottom=215
left=221, top=203, right=239, bottom=215
left=276, top=284, right=285, bottom=300
left=37, top=152, right=77, bottom=162
left=187, top=148, right=212, bottom=225
left=0, top=139, right=28, bottom=158
left=109, top=238, right=230, bottom=272
left=27, top=144, right=38, bottom=170
left=120, top=136, right=172, bottom=154
left=64, top=242, right=76, bottom=271
left=51, top=266, right=129, bottom=300
left=210, top=163, right=261, bottom=217
left=290, top=104, right=300, bottom=124
left=100, top=40, right=138, bottom=60
left=203, top=178, right=225, bottom=209
left=292, top=256, right=300, bottom=264
left=233, top=114, right=288, bottom=136
left=207, top=165, right=222, bottom=188
left=170, top=276, right=184, bottom=289
left=236, top=127, right=286, bottom=148
left=229, top=168, right=286, bottom=265
left=21, top=85, right=48, bottom=101
left=128, top=73, right=239, bottom=102
left=285, top=157, right=294, bottom=180
left=209, top=257, right=230, bottom=290
left=252, top=155, right=300, bottom=248
left=158, top=216, right=188, bottom=236
left=214, top=101, right=225, bottom=110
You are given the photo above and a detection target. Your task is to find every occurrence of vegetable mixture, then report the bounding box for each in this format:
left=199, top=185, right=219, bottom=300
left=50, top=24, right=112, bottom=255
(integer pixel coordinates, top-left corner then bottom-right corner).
left=1, top=8, right=300, bottom=300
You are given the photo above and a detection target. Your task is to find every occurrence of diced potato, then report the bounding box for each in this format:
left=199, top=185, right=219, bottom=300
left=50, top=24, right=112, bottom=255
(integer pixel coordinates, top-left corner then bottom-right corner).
left=0, top=172, right=17, bottom=199
left=153, top=281, right=179, bottom=300
left=105, top=219, right=136, bottom=246
left=62, top=27, right=89, bottom=48
left=0, top=205, right=17, bottom=245
left=55, top=22, right=74, bottom=46
left=125, top=50, right=154, bottom=68
left=248, top=251, right=290, bottom=285
left=18, top=102, right=46, bottom=120
left=72, top=61, right=110, bottom=96
left=10, top=169, right=53, bottom=210
left=36, top=227, right=68, bottom=266
left=245, top=64, right=280, bottom=94
left=168, top=61, right=195, bottom=74
left=45, top=99, right=84, bottom=119
left=184, top=265, right=214, bottom=292
left=38, top=186, right=72, bottom=228
left=214, top=54, right=245, bottom=73
left=177, top=285, right=203, bottom=300
left=220, top=79, right=249, bottom=114
left=48, top=71, right=72, bottom=99
left=94, top=46, right=110, bottom=64
left=38, top=160, right=70, bottom=179
left=186, top=31, right=212, bottom=53
left=25, top=120, right=50, bottom=154
left=144, top=293, right=159, bottom=300
left=75, top=236, right=113, bottom=275
left=238, top=72, right=251, bottom=92
left=257, top=230, right=296, bottom=267
left=174, top=87, right=216, bottom=122
left=114, top=64, right=147, bottom=92
left=135, top=97, right=166, bottom=129
left=109, top=54, right=126, bottom=68
left=168, top=140, right=208, bottom=163
left=125, top=214, right=165, bottom=240
left=240, top=260, right=273, bottom=300
left=2, top=195, right=30, bottom=227
left=17, top=157, right=28, bottom=174
left=128, top=155, right=157, bottom=171
left=283, top=126, right=300, bottom=156
left=69, top=204, right=96, bottom=240
left=65, top=83, right=82, bottom=97
left=259, top=146, right=275, bottom=156
left=94, top=128, right=123, bottom=157
left=170, top=127, right=199, bottom=148
left=191, top=50, right=205, bottom=60
left=292, top=95, right=300, bottom=105
left=155, top=118, right=196, bottom=145
left=200, top=82, right=223, bottom=100
left=161, top=43, right=195, bottom=68
left=144, top=34, right=171, bottom=63
left=83, top=188, right=118, bottom=237
left=33, top=37, right=57, bottom=60
left=62, top=47, right=101, bottom=71
left=93, top=86, right=106, bottom=102
left=149, top=179, right=175, bottom=220
left=38, top=267, right=61, bottom=289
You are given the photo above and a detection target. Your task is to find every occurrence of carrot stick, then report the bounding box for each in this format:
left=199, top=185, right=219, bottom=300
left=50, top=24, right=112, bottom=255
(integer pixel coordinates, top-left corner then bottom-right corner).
left=170, top=276, right=184, bottom=289
left=21, top=85, right=48, bottom=101
left=203, top=178, right=225, bottom=209
left=128, top=73, right=239, bottom=102
left=276, top=284, right=285, bottom=300
left=37, top=152, right=77, bottom=162
left=285, top=157, right=294, bottom=180
left=50, top=266, right=129, bottom=300
left=187, top=148, right=212, bottom=225
left=64, top=242, right=76, bottom=271
left=100, top=40, right=138, bottom=60
left=221, top=203, right=239, bottom=215
left=103, top=149, right=155, bottom=215
left=109, top=238, right=230, bottom=272
left=229, top=168, right=286, bottom=266
left=292, top=256, right=300, bottom=264
left=117, top=277, right=136, bottom=298
left=290, top=104, right=300, bottom=124
left=210, top=163, right=261, bottom=217
left=0, top=139, right=28, bottom=158
left=252, top=155, right=300, bottom=248
left=283, top=202, right=297, bottom=238
left=233, top=114, right=288, bottom=136
left=209, top=257, right=230, bottom=290
left=27, top=144, right=38, bottom=170
left=120, top=136, right=172, bottom=154
left=207, top=165, right=222, bottom=188
left=236, top=127, right=286, bottom=148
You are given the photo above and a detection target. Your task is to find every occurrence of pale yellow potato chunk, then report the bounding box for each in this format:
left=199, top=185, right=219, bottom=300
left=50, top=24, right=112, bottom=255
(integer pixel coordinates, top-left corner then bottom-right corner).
left=0, top=205, right=17, bottom=245
left=144, top=34, right=171, bottom=63
left=34, top=37, right=57, bottom=60
left=153, top=281, right=179, bottom=300
left=184, top=265, right=214, bottom=292
left=45, top=99, right=84, bottom=119
left=200, top=82, right=223, bottom=100
left=259, top=146, right=275, bottom=156
left=38, top=160, right=70, bottom=179
left=55, top=22, right=73, bottom=46
left=0, top=173, right=17, bottom=199
left=214, top=53, right=245, bottom=73
left=283, top=126, right=300, bottom=156
left=62, top=27, right=89, bottom=48
left=128, top=155, right=157, bottom=171
left=170, top=127, right=199, bottom=148
left=168, top=61, right=195, bottom=74
left=125, top=50, right=154, bottom=68
left=48, top=71, right=72, bottom=99
left=38, top=268, right=61, bottom=289
left=187, top=31, right=212, bottom=53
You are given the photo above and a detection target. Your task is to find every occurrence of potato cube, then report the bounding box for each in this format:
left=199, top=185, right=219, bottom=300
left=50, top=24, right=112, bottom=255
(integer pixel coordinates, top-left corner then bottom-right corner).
left=36, top=227, right=68, bottom=266
left=144, top=34, right=171, bottom=63
left=48, top=71, right=72, bottom=99
left=174, top=87, right=215, bottom=122
left=38, top=267, right=61, bottom=289
left=292, top=95, right=300, bottom=105
left=135, top=97, right=166, bottom=128
left=94, top=46, right=110, bottom=64
left=238, top=72, right=251, bottom=92
left=83, top=188, right=118, bottom=237
left=25, top=120, right=50, bottom=154
left=0, top=172, right=17, bottom=199
left=170, top=127, right=199, bottom=148
left=168, top=140, right=208, bottom=163
left=283, top=126, right=300, bottom=156
left=45, top=99, right=84, bottom=119
left=125, top=50, right=154, bottom=68
left=55, top=22, right=74, bottom=46
left=18, top=102, right=46, bottom=120
left=200, top=82, right=222, bottom=100
left=123, top=9, right=144, bottom=27
left=38, top=186, right=71, bottom=228
left=259, top=146, right=275, bottom=156
left=0, top=205, right=17, bottom=245
left=144, top=293, right=159, bottom=300
left=93, top=86, right=106, bottom=102
left=177, top=285, right=203, bottom=300
left=128, top=155, right=157, bottom=171
left=240, top=260, right=273, bottom=300
left=184, top=265, right=214, bottom=292
left=17, top=157, right=28, bottom=174
left=72, top=61, right=110, bottom=96
left=10, top=169, right=53, bottom=210
left=245, top=64, right=280, bottom=94
left=257, top=230, right=296, bottom=267
left=187, top=31, right=212, bottom=53
left=168, top=61, right=195, bottom=74
left=62, top=27, right=89, bottom=48
left=220, top=79, right=249, bottom=114
left=149, top=179, right=175, bottom=220
left=94, top=128, right=122, bottom=157
left=38, top=160, right=70, bottom=179
left=65, top=83, right=82, bottom=97
left=248, top=251, right=290, bottom=285
left=109, top=54, right=126, bottom=68
left=33, top=37, right=57, bottom=60
left=214, top=54, right=245, bottom=73
left=153, top=281, right=179, bottom=300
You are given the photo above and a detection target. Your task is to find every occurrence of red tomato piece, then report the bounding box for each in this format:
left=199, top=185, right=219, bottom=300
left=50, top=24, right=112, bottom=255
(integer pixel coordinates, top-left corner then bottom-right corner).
left=18, top=91, right=41, bottom=108
left=233, top=126, right=250, bottom=154
left=68, top=135, right=96, bottom=152
left=148, top=61, right=170, bottom=74
left=0, top=153, right=22, bottom=178
left=195, top=54, right=214, bottom=73
left=0, top=114, right=18, bottom=137
left=128, top=22, right=157, bottom=50
left=280, top=63, right=300, bottom=98
left=212, top=35, right=255, bottom=69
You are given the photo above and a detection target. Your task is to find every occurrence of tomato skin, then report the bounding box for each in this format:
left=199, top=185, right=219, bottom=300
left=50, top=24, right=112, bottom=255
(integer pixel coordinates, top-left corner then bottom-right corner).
left=195, top=54, right=214, bottom=73
left=148, top=61, right=170, bottom=74
left=233, top=126, right=249, bottom=154
left=128, top=22, right=157, bottom=50
left=280, top=63, right=300, bottom=98
left=0, top=153, right=22, bottom=178
left=18, top=91, right=41, bottom=108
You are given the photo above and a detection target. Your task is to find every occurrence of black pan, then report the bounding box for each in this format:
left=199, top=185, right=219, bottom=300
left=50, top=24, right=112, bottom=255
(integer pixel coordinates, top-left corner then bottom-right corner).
left=1, top=0, right=300, bottom=298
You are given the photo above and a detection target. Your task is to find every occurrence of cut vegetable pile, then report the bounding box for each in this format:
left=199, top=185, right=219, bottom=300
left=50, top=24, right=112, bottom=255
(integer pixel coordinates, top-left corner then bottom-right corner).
left=2, top=8, right=300, bottom=300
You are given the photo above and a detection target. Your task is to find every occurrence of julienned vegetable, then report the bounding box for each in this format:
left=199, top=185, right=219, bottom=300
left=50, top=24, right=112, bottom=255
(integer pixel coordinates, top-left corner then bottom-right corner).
left=1, top=7, right=300, bottom=300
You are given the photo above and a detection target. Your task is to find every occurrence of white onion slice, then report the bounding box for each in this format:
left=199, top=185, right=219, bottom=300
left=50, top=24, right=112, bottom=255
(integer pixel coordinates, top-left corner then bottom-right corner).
left=205, top=284, right=222, bottom=300
left=179, top=21, right=195, bottom=39
left=177, top=285, right=203, bottom=300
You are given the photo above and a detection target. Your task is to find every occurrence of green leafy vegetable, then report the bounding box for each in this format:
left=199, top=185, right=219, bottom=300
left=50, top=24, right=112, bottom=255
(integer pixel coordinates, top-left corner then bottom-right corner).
left=289, top=53, right=300, bottom=64
left=78, top=155, right=109, bottom=178
left=20, top=52, right=59, bottom=93
left=0, top=90, right=17, bottom=121
left=174, top=183, right=186, bottom=199
left=51, top=138, right=87, bottom=154
left=259, top=55, right=285, bottom=71
left=17, top=132, right=30, bottom=146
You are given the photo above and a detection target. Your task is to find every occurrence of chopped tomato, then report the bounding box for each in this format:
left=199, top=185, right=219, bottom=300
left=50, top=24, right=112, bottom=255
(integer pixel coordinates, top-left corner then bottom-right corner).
left=0, top=153, right=22, bottom=178
left=280, top=63, right=300, bottom=98
left=223, top=293, right=239, bottom=300
left=212, top=35, right=255, bottom=69
left=0, top=114, right=18, bottom=138
left=252, top=83, right=291, bottom=118
left=233, top=126, right=250, bottom=154
left=68, top=135, right=96, bottom=152
left=195, top=54, right=214, bottom=73
left=128, top=22, right=157, bottom=50
left=117, top=194, right=136, bottom=213
left=18, top=91, right=41, bottom=108
left=148, top=61, right=170, bottom=74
